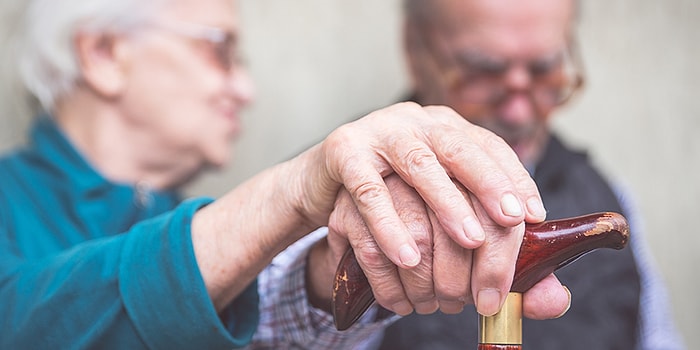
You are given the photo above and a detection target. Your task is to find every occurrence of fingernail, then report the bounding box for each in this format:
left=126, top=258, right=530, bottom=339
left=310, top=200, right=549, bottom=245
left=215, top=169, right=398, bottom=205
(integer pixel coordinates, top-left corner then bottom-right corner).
left=463, top=216, right=485, bottom=242
left=414, top=300, right=439, bottom=314
left=500, top=193, right=523, bottom=217
left=527, top=197, right=547, bottom=220
left=399, top=244, right=420, bottom=267
left=556, top=285, right=572, bottom=319
left=392, top=301, right=414, bottom=316
left=437, top=300, right=466, bottom=314
left=477, top=289, right=502, bottom=316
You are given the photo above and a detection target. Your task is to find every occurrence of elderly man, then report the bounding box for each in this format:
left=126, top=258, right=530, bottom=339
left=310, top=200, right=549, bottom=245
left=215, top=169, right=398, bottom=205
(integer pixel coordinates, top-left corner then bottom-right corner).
left=0, top=0, right=571, bottom=349
left=375, top=0, right=684, bottom=349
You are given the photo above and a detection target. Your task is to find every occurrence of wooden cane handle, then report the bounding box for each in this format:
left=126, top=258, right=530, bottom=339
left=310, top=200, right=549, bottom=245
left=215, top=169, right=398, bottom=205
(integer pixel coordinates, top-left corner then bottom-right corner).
left=332, top=212, right=629, bottom=331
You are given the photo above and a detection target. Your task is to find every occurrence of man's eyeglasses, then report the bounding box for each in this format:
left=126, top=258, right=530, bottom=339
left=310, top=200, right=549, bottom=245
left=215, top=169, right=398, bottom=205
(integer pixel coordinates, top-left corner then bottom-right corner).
left=424, top=33, right=584, bottom=109
left=148, top=20, right=242, bottom=73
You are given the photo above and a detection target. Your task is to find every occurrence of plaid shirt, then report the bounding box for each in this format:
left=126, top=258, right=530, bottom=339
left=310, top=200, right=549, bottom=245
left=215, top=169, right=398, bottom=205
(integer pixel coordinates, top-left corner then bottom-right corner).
left=248, top=228, right=396, bottom=349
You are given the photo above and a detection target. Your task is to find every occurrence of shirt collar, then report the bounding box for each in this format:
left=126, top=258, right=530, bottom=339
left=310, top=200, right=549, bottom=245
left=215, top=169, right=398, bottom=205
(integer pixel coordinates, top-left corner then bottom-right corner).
left=28, top=115, right=108, bottom=192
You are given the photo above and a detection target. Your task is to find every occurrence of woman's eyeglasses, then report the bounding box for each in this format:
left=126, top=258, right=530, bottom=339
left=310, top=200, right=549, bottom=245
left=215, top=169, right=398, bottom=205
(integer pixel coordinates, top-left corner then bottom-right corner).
left=148, top=20, right=243, bottom=73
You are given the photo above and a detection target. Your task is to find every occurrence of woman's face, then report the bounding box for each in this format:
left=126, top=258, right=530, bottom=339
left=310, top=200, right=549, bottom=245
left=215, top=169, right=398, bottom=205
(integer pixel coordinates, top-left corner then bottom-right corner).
left=118, top=0, right=254, bottom=169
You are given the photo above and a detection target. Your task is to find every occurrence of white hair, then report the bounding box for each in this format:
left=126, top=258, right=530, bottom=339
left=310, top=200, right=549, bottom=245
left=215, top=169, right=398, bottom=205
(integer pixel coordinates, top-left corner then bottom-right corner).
left=17, top=0, right=170, bottom=112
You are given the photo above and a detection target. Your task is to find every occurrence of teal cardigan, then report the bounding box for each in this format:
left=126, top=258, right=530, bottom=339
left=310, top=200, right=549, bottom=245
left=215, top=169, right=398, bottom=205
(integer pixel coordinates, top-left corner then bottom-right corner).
left=0, top=117, right=259, bottom=349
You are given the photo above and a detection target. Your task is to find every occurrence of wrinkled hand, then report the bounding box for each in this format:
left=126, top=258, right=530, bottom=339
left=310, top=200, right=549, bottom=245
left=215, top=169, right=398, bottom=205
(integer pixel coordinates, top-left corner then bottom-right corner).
left=326, top=174, right=570, bottom=319
left=299, top=102, right=560, bottom=315
left=304, top=102, right=547, bottom=268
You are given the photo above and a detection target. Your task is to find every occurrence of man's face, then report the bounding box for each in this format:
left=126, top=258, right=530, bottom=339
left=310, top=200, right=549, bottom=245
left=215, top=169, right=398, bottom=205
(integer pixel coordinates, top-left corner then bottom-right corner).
left=407, top=0, right=579, bottom=165
left=119, top=0, right=254, bottom=170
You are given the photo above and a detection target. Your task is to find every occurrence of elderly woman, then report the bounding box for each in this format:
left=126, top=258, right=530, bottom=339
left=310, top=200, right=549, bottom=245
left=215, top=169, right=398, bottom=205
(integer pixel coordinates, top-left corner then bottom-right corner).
left=0, top=0, right=569, bottom=348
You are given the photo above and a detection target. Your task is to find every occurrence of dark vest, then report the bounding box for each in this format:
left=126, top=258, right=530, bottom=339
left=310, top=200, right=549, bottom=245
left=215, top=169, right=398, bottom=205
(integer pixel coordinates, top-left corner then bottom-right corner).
left=377, top=135, right=641, bottom=350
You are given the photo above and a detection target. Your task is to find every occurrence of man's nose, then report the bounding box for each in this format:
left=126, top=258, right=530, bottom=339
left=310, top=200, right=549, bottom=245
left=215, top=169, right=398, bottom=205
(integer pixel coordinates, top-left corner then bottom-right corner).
left=503, top=64, right=533, bottom=92
left=497, top=65, right=536, bottom=125
left=498, top=92, right=535, bottom=126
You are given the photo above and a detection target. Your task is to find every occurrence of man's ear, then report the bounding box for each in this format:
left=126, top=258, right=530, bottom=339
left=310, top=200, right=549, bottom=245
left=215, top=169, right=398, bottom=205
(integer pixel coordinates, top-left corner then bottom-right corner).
left=74, top=32, right=128, bottom=98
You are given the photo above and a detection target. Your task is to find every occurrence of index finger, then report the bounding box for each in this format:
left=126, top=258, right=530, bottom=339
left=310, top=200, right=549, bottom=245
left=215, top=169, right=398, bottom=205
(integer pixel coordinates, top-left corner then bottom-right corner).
left=421, top=106, right=547, bottom=226
left=381, top=105, right=543, bottom=251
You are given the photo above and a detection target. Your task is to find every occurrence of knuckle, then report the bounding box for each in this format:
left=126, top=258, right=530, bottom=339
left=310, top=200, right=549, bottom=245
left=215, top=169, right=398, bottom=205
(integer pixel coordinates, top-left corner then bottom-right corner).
left=435, top=279, right=469, bottom=301
left=412, top=232, right=433, bottom=252
left=374, top=294, right=406, bottom=312
left=435, top=134, right=478, bottom=169
left=407, top=287, right=436, bottom=305
left=354, top=247, right=409, bottom=309
left=369, top=277, right=406, bottom=308
left=479, top=127, right=508, bottom=148
left=327, top=211, right=342, bottom=234
left=402, top=146, right=438, bottom=176
left=392, top=101, right=423, bottom=116
left=472, top=169, right=512, bottom=195
left=327, top=210, right=361, bottom=241
left=424, top=104, right=457, bottom=118
left=514, top=170, right=539, bottom=193
left=328, top=193, right=360, bottom=232
left=354, top=245, right=392, bottom=272
left=350, top=181, right=387, bottom=209
left=477, top=256, right=515, bottom=285
left=405, top=147, right=436, bottom=168
left=397, top=262, right=436, bottom=304
left=324, top=125, right=352, bottom=151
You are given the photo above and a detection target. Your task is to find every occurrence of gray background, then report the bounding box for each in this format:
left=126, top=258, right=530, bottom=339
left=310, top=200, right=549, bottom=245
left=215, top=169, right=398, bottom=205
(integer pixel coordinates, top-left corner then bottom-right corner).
left=1, top=0, right=698, bottom=348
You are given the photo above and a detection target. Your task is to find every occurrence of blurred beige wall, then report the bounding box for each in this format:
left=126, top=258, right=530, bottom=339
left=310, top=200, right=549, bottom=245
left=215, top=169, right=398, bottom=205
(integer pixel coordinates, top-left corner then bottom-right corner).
left=1, top=0, right=697, bottom=348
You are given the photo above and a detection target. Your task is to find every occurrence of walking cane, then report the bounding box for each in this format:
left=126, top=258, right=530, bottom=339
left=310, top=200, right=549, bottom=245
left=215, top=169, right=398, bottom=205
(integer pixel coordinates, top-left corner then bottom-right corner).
left=332, top=212, right=630, bottom=349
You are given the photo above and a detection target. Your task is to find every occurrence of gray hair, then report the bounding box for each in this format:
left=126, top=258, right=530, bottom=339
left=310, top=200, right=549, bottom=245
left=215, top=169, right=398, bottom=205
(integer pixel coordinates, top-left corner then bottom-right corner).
left=17, top=0, right=170, bottom=112
left=403, top=0, right=580, bottom=27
